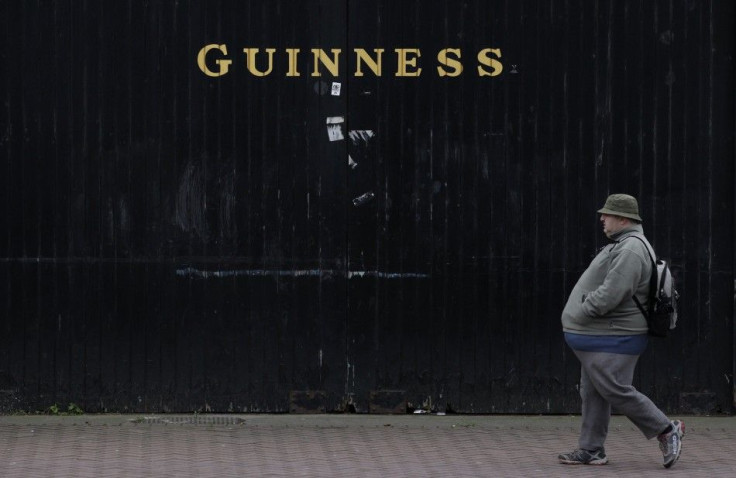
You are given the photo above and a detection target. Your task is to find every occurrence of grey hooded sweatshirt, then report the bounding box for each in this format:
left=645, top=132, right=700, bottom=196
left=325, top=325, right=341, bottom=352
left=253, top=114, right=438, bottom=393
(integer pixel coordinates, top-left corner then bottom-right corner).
left=561, top=224, right=651, bottom=336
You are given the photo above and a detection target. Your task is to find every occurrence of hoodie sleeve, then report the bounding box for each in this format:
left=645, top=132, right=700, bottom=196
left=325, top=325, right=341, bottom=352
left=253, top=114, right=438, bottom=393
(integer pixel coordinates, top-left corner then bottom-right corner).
left=581, top=248, right=644, bottom=317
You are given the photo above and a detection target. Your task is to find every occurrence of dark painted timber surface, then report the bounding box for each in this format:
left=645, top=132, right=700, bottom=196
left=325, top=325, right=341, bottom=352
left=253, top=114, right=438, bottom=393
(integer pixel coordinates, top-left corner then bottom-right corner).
left=0, top=0, right=734, bottom=414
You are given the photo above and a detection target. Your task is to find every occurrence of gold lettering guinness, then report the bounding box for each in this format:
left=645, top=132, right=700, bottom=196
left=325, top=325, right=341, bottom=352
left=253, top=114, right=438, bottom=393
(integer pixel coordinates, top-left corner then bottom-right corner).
left=197, top=45, right=504, bottom=78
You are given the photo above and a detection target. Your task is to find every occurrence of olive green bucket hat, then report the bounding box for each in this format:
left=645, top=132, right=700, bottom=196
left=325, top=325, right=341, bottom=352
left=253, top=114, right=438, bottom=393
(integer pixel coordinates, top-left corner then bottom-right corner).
left=597, top=194, right=642, bottom=222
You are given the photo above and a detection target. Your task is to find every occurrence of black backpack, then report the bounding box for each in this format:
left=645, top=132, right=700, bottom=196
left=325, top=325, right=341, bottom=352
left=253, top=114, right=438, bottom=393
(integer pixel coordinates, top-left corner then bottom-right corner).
left=626, top=235, right=680, bottom=337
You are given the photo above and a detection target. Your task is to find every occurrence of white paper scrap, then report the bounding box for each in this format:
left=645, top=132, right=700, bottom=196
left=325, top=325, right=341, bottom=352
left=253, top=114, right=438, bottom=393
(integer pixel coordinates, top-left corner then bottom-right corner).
left=326, top=116, right=345, bottom=141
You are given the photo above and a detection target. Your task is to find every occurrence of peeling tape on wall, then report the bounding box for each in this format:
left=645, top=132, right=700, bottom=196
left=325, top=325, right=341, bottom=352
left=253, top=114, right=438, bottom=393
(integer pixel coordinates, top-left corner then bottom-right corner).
left=347, top=271, right=429, bottom=279
left=348, top=130, right=375, bottom=144
left=352, top=191, right=375, bottom=206
left=176, top=267, right=429, bottom=280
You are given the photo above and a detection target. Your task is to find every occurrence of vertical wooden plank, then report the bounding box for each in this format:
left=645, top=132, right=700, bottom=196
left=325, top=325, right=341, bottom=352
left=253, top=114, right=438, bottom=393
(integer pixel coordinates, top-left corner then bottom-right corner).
left=1, top=0, right=18, bottom=409
left=313, top=0, right=349, bottom=410
left=0, top=0, right=9, bottom=262
left=702, top=0, right=734, bottom=413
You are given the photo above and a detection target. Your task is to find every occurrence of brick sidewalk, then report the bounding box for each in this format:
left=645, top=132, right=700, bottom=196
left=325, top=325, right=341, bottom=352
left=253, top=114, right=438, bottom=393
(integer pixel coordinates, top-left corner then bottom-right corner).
left=1, top=414, right=734, bottom=477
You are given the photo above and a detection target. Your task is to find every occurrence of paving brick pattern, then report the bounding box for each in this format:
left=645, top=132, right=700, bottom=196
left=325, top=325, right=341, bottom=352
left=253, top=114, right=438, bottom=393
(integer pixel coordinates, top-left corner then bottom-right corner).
left=0, top=415, right=734, bottom=477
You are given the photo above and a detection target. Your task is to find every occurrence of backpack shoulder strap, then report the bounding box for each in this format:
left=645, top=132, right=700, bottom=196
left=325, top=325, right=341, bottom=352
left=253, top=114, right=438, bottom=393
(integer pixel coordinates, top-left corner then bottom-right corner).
left=620, top=234, right=657, bottom=317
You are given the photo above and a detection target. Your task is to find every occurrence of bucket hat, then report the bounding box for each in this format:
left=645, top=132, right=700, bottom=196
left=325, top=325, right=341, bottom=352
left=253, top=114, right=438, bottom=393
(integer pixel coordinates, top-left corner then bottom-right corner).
left=597, top=194, right=642, bottom=222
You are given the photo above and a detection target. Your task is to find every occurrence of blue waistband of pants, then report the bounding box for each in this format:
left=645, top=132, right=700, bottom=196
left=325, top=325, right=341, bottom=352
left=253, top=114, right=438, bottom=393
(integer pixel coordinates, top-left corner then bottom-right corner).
left=564, top=332, right=648, bottom=355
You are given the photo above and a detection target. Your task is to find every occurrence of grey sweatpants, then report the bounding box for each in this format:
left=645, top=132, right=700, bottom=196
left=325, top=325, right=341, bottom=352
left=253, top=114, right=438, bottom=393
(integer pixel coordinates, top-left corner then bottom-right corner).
left=574, top=349, right=671, bottom=451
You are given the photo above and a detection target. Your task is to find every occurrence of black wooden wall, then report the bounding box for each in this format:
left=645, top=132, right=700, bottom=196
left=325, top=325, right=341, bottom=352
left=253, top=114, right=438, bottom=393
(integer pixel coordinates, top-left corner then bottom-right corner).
left=1, top=0, right=734, bottom=414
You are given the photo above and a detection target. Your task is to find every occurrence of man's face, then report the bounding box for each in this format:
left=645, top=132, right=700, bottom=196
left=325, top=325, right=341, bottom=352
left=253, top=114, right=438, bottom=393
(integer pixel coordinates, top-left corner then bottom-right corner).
left=600, top=214, right=629, bottom=238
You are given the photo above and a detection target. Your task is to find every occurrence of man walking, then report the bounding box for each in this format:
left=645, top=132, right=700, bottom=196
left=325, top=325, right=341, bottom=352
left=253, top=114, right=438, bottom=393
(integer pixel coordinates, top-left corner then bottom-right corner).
left=558, top=194, right=684, bottom=468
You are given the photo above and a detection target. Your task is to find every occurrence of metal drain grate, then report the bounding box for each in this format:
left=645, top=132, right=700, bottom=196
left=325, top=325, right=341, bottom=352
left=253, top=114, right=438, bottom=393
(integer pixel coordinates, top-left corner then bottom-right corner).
left=131, top=415, right=246, bottom=425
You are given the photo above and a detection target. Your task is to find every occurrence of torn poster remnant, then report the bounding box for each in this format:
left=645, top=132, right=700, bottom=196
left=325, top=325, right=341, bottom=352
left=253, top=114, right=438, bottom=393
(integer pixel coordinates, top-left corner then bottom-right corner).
left=326, top=116, right=345, bottom=141
left=352, top=191, right=375, bottom=207
left=348, top=130, right=375, bottom=145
